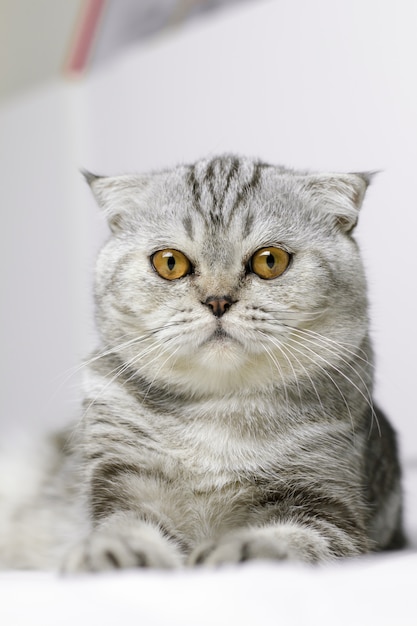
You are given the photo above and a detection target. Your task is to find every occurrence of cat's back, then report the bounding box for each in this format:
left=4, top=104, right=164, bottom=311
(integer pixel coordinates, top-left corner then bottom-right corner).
left=0, top=431, right=85, bottom=569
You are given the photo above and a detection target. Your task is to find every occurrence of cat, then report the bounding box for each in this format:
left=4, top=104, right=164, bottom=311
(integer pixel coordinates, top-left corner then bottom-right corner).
left=0, top=154, right=405, bottom=571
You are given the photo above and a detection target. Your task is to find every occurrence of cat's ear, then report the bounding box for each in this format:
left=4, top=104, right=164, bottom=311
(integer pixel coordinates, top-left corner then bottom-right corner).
left=82, top=170, right=148, bottom=233
left=303, top=172, right=374, bottom=233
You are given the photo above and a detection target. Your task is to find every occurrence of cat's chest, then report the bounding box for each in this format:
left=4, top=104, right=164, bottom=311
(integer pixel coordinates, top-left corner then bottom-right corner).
left=148, top=396, right=296, bottom=485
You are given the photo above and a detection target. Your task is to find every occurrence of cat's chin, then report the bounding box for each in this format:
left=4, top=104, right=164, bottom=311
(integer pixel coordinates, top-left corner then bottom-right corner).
left=167, top=339, right=276, bottom=396
left=197, top=334, right=245, bottom=369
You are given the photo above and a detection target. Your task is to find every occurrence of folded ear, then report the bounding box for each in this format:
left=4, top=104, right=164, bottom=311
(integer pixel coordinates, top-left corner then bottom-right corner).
left=303, top=171, right=374, bottom=233
left=82, top=170, right=149, bottom=233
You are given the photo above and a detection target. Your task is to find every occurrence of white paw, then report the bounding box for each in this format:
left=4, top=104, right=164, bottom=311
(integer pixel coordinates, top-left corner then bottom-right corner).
left=63, top=523, right=183, bottom=573
left=189, top=525, right=332, bottom=566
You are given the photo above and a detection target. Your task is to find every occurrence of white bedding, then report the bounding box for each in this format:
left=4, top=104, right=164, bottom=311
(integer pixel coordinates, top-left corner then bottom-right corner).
left=1, top=554, right=416, bottom=626
left=2, top=461, right=416, bottom=626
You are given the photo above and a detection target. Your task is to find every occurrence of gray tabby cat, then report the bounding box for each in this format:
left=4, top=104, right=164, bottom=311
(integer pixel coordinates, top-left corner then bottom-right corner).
left=0, top=155, right=405, bottom=571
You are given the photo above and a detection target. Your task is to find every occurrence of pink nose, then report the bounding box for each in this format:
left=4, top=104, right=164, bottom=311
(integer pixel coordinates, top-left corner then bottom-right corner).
left=204, top=296, right=234, bottom=318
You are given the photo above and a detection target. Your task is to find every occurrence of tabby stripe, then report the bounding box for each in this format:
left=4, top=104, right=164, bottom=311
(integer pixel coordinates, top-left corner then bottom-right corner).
left=182, top=215, right=194, bottom=240
left=204, top=160, right=216, bottom=203
left=108, top=250, right=136, bottom=292
left=90, top=461, right=143, bottom=519
left=205, top=156, right=240, bottom=222
left=221, top=157, right=240, bottom=205
left=297, top=516, right=369, bottom=556
left=89, top=414, right=155, bottom=442
left=260, top=488, right=366, bottom=543
left=90, top=461, right=171, bottom=520
left=231, top=161, right=263, bottom=218
left=157, top=523, right=192, bottom=552
left=187, top=165, right=207, bottom=224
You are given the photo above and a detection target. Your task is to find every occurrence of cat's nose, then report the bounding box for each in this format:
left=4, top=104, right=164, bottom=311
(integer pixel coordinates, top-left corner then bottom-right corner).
left=204, top=296, right=235, bottom=318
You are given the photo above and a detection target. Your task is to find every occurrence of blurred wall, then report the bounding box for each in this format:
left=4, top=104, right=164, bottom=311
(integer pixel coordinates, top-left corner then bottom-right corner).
left=1, top=0, right=416, bottom=458
left=0, top=0, right=82, bottom=100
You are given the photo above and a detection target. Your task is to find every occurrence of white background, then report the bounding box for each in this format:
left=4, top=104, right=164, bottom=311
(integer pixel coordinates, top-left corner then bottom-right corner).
left=1, top=0, right=416, bottom=461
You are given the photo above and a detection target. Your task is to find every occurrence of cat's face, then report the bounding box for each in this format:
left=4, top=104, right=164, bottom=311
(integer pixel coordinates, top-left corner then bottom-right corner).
left=89, top=156, right=370, bottom=396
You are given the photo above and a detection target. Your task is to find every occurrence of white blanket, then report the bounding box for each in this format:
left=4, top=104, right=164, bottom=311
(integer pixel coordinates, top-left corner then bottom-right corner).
left=2, top=462, right=416, bottom=626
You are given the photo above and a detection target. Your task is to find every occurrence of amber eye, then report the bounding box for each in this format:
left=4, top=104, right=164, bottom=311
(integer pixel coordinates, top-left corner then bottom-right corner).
left=250, top=247, right=290, bottom=280
left=151, top=249, right=192, bottom=280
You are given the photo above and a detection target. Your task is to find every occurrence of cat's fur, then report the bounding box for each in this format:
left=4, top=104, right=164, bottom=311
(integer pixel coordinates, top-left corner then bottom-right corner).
left=0, top=155, right=405, bottom=571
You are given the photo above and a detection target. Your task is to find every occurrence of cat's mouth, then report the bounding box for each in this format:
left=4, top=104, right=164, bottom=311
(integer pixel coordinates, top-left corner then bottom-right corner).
left=205, top=326, right=235, bottom=344
left=212, top=328, right=230, bottom=340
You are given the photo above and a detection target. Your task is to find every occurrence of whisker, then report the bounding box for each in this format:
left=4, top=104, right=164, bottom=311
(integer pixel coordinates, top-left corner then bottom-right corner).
left=257, top=337, right=290, bottom=411
left=52, top=319, right=186, bottom=396
left=258, top=308, right=325, bottom=324
left=258, top=332, right=304, bottom=413
left=45, top=332, right=158, bottom=412
left=255, top=309, right=371, bottom=366
left=287, top=333, right=379, bottom=434
left=290, top=329, right=374, bottom=405
left=140, top=344, right=182, bottom=404
left=50, top=332, right=155, bottom=391
left=288, top=326, right=371, bottom=366
left=283, top=335, right=355, bottom=433
left=260, top=332, right=327, bottom=417
left=79, top=336, right=179, bottom=422
left=292, top=330, right=380, bottom=436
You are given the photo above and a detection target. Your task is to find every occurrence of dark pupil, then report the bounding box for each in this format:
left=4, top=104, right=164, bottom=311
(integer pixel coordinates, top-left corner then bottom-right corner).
left=266, top=253, right=275, bottom=269
left=167, top=256, right=176, bottom=271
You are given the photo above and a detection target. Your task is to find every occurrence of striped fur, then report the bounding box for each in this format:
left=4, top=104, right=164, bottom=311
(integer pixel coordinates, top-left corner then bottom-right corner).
left=0, top=155, right=405, bottom=570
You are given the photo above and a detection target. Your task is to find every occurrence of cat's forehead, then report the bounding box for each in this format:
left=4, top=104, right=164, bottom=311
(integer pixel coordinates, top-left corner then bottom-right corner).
left=91, top=154, right=369, bottom=251
left=154, top=155, right=306, bottom=245
left=184, top=155, right=264, bottom=227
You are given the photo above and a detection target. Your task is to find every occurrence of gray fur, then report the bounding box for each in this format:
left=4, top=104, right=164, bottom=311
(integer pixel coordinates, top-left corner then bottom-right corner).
left=0, top=155, right=405, bottom=570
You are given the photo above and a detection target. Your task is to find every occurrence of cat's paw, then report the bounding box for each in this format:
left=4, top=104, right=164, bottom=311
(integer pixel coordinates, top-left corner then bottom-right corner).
left=189, top=524, right=332, bottom=566
left=62, top=523, right=182, bottom=573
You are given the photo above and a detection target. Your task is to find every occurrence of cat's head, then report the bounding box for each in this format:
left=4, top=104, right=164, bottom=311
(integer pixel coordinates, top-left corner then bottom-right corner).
left=86, top=155, right=371, bottom=396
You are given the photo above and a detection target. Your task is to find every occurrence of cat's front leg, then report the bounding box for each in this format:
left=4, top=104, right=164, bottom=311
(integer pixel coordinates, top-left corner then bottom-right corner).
left=189, top=522, right=363, bottom=567
left=63, top=512, right=184, bottom=573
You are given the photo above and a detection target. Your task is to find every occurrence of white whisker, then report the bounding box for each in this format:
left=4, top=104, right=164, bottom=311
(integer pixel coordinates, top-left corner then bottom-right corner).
left=260, top=331, right=327, bottom=417
left=140, top=344, right=182, bottom=404
left=287, top=333, right=379, bottom=434
left=288, top=326, right=371, bottom=366
left=258, top=331, right=304, bottom=413
left=283, top=335, right=355, bottom=433
left=257, top=337, right=290, bottom=411
left=80, top=335, right=179, bottom=422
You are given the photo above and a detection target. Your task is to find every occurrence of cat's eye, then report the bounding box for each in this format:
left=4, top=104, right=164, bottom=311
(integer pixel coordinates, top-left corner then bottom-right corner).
left=151, top=249, right=192, bottom=280
left=250, top=247, right=290, bottom=280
